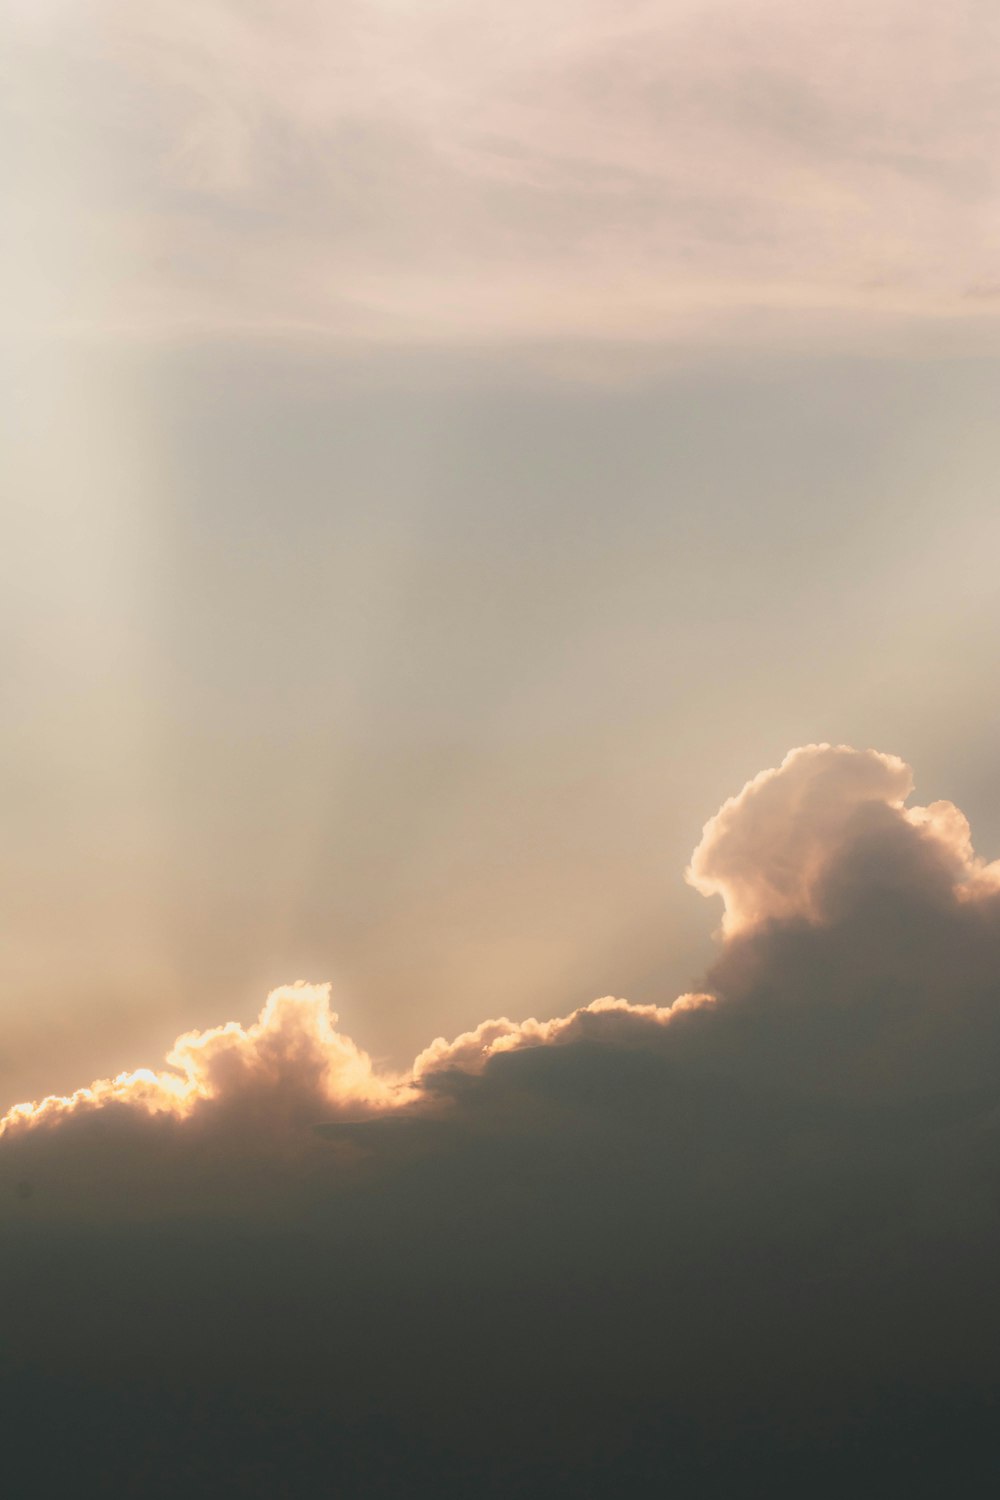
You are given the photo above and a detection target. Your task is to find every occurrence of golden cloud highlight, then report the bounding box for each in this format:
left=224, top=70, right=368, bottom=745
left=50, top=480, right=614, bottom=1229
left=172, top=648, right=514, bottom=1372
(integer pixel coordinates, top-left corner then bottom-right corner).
left=6, top=743, right=998, bottom=1142
left=0, top=981, right=406, bottom=1135
left=411, top=993, right=714, bottom=1080
left=1, top=986, right=714, bottom=1139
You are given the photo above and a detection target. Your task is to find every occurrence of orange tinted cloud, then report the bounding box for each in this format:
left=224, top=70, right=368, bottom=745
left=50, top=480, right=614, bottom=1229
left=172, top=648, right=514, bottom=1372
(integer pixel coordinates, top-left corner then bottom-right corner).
left=686, top=742, right=1000, bottom=937
left=0, top=985, right=714, bottom=1139
left=0, top=981, right=405, bottom=1135
left=686, top=744, right=913, bottom=934
left=7, top=741, right=1000, bottom=1139
left=411, top=993, right=714, bottom=1081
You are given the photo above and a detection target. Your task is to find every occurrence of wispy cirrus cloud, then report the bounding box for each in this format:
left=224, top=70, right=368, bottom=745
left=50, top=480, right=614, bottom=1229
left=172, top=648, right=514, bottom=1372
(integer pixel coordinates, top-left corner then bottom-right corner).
left=8, top=1, right=1000, bottom=348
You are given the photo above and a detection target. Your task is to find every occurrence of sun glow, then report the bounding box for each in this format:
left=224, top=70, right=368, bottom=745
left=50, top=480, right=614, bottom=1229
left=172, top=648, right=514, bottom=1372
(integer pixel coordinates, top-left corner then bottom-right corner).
left=0, top=981, right=407, bottom=1134
left=1, top=983, right=714, bottom=1137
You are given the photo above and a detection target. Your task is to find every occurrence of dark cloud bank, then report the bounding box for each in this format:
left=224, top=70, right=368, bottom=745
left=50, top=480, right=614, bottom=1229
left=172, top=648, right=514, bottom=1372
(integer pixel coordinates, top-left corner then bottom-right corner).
left=4, top=746, right=1000, bottom=1497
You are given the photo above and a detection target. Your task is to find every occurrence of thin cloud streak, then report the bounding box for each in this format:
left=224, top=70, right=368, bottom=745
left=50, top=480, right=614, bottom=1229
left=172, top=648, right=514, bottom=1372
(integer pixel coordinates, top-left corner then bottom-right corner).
left=8, top=1, right=1000, bottom=347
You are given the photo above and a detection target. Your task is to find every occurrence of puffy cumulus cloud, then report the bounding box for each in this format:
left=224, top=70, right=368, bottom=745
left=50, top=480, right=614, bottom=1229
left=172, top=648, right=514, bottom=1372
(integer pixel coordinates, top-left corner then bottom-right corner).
left=0, top=979, right=712, bottom=1217
left=1, top=981, right=400, bottom=1134
left=6, top=744, right=1000, bottom=1496
left=0, top=984, right=714, bottom=1140
left=688, top=742, right=1000, bottom=937
left=678, top=744, right=1000, bottom=1112
left=686, top=743, right=915, bottom=933
left=411, top=991, right=714, bottom=1080
left=0, top=983, right=412, bottom=1218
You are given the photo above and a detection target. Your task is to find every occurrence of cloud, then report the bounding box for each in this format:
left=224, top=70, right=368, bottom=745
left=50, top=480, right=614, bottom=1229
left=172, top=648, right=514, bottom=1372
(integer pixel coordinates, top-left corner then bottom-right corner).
left=5, top=743, right=1000, bottom=1495
left=685, top=740, right=1000, bottom=939
left=10, top=1, right=1000, bottom=349
left=2, top=980, right=400, bottom=1131
left=410, top=991, right=714, bottom=1079
left=686, top=743, right=916, bottom=934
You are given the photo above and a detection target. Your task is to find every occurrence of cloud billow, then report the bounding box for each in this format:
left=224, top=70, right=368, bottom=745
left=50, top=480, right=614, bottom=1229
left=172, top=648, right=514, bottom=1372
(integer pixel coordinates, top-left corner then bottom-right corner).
left=4, top=744, right=1000, bottom=1496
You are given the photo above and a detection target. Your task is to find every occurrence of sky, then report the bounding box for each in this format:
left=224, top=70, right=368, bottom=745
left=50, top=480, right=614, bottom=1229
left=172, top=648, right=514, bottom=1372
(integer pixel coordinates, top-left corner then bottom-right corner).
left=4, top=2, right=1000, bottom=1494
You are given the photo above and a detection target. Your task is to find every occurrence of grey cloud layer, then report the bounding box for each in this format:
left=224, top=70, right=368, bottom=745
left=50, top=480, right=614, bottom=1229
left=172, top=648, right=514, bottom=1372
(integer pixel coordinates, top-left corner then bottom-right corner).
left=5, top=745, right=1000, bottom=1494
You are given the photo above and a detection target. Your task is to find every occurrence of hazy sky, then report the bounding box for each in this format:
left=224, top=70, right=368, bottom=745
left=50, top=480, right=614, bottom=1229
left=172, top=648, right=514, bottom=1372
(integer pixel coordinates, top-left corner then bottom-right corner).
left=7, top=6, right=1000, bottom=1495
left=5, top=0, right=1000, bottom=1108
